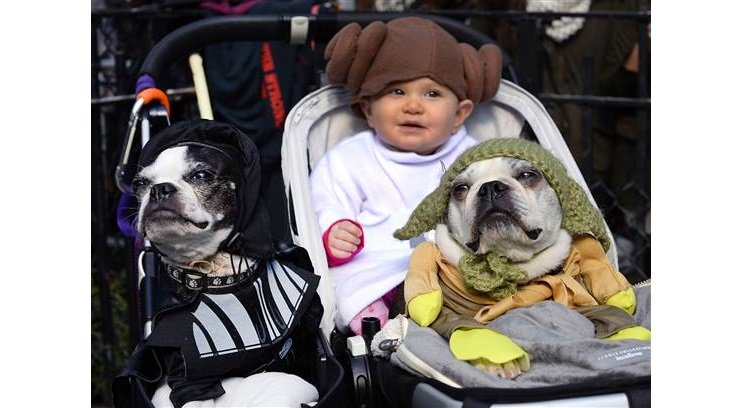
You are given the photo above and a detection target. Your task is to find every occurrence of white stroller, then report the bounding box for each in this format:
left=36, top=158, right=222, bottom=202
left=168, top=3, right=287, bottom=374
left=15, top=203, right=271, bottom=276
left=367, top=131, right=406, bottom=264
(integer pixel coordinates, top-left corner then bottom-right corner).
left=281, top=79, right=650, bottom=407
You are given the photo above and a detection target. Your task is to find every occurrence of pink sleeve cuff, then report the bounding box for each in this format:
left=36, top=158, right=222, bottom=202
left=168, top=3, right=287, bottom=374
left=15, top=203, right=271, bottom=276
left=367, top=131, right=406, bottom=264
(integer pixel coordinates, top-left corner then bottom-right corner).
left=322, top=219, right=364, bottom=267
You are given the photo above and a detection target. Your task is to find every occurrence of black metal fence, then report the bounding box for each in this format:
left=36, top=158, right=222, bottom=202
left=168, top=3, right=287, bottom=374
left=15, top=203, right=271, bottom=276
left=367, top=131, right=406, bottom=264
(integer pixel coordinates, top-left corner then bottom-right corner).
left=91, top=4, right=649, bottom=405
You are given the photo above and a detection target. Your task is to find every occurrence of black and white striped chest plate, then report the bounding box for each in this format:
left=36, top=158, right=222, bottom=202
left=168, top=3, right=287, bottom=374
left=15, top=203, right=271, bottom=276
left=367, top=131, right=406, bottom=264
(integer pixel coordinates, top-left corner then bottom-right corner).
left=145, top=258, right=319, bottom=378
left=190, top=259, right=310, bottom=358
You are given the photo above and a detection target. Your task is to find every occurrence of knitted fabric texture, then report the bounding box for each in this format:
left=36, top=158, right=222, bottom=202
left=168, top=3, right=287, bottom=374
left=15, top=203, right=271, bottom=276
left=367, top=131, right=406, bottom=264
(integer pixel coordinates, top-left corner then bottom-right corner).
left=458, top=251, right=529, bottom=300
left=394, top=138, right=610, bottom=299
left=324, top=17, right=502, bottom=116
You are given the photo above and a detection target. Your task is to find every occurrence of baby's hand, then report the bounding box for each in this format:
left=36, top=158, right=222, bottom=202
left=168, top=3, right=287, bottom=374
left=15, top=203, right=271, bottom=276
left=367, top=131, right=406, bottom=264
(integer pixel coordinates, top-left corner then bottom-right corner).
left=327, top=220, right=363, bottom=259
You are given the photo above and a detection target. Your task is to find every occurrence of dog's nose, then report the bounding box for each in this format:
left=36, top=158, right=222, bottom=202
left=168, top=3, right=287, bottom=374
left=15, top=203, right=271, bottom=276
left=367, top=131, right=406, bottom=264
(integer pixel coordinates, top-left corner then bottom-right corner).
left=478, top=181, right=509, bottom=200
left=150, top=182, right=177, bottom=202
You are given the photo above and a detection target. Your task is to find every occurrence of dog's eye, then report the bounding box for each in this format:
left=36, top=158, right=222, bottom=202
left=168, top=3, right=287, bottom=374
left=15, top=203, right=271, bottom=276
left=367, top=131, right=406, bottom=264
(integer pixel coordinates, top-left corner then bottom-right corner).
left=451, top=183, right=469, bottom=200
left=132, top=177, right=148, bottom=191
left=516, top=170, right=539, bottom=182
left=191, top=170, right=215, bottom=182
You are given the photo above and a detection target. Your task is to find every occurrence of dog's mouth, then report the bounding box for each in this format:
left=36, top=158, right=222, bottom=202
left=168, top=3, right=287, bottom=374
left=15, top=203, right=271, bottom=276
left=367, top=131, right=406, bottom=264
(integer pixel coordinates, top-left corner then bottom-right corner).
left=524, top=228, right=542, bottom=240
left=466, top=210, right=542, bottom=251
left=144, top=207, right=210, bottom=230
left=465, top=240, right=480, bottom=252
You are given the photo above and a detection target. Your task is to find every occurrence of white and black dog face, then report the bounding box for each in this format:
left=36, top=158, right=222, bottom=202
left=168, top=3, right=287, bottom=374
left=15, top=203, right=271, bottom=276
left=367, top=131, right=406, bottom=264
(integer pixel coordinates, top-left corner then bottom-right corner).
left=444, top=156, right=567, bottom=268
left=132, top=145, right=238, bottom=265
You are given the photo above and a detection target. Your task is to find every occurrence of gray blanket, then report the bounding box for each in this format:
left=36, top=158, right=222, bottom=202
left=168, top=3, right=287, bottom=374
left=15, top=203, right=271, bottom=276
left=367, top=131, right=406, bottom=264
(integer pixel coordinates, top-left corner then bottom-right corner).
left=391, top=286, right=650, bottom=388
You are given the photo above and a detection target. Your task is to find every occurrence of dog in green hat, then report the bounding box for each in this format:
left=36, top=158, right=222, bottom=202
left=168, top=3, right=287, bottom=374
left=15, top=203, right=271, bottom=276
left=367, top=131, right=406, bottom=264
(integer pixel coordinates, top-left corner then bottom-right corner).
left=394, top=138, right=650, bottom=379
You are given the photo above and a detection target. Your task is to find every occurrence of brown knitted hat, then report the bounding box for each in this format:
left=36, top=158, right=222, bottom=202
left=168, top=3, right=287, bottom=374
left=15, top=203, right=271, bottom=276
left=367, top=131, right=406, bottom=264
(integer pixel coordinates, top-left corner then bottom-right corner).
left=324, top=17, right=503, bottom=115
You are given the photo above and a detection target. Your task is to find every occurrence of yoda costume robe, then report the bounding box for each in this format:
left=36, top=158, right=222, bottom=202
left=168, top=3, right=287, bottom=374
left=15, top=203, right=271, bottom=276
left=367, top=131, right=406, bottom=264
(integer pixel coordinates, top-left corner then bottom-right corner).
left=404, top=235, right=635, bottom=339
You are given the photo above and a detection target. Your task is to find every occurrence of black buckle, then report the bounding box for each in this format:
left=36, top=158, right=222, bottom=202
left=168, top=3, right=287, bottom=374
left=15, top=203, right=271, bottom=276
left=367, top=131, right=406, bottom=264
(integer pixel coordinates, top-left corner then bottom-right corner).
left=183, top=271, right=209, bottom=290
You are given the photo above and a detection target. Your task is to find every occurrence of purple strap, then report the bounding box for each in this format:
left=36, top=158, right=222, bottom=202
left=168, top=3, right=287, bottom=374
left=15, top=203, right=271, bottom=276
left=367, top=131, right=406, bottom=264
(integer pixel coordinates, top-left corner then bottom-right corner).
left=200, top=0, right=261, bottom=15
left=135, top=74, right=156, bottom=95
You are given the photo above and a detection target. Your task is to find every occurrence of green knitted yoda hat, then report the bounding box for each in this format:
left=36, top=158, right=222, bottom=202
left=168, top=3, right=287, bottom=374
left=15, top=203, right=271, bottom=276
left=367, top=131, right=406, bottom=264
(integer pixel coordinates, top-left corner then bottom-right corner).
left=394, top=138, right=610, bottom=251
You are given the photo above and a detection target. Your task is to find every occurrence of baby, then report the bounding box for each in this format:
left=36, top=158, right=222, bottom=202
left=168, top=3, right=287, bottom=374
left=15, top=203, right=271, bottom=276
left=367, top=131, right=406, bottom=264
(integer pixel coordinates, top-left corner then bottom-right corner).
left=310, top=17, right=502, bottom=334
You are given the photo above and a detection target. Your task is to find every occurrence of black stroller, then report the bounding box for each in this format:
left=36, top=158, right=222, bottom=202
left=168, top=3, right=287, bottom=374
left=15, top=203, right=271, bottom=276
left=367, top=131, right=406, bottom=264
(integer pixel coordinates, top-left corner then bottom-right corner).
left=113, top=11, right=650, bottom=407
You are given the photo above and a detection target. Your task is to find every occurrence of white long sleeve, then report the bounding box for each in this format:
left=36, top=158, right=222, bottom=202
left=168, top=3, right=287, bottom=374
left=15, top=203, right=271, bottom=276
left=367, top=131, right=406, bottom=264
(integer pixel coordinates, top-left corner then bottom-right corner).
left=309, top=127, right=477, bottom=327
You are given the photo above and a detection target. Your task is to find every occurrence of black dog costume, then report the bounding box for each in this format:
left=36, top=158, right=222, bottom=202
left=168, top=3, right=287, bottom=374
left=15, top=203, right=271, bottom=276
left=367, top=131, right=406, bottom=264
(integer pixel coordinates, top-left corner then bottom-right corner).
left=113, top=120, right=322, bottom=408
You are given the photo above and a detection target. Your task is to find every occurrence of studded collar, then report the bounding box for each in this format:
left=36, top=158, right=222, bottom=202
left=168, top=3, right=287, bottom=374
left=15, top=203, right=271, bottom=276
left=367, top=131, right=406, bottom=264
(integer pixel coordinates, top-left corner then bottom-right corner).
left=162, top=257, right=259, bottom=291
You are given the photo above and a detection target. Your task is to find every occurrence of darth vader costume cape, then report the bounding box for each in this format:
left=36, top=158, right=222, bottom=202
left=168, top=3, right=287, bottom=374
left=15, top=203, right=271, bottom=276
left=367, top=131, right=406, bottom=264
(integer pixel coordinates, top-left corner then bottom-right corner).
left=112, top=120, right=322, bottom=408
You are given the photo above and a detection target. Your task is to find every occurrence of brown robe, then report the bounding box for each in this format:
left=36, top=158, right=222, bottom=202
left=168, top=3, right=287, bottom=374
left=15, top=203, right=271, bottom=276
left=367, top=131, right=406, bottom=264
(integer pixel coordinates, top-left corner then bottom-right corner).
left=404, top=235, right=635, bottom=338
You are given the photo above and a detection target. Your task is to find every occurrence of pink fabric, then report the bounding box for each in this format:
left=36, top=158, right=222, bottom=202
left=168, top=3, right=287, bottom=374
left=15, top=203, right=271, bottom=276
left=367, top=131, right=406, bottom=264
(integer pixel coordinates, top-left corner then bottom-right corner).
left=348, top=285, right=400, bottom=335
left=348, top=298, right=389, bottom=336
left=381, top=285, right=400, bottom=308
left=322, top=219, right=364, bottom=267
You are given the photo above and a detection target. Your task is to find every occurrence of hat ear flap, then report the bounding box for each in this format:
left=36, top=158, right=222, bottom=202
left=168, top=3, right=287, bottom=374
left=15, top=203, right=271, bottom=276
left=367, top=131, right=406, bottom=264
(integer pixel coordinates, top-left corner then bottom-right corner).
left=459, top=43, right=483, bottom=104
left=478, top=44, right=503, bottom=103
left=324, top=21, right=388, bottom=93
left=393, top=187, right=448, bottom=240
left=324, top=23, right=363, bottom=87
left=346, top=21, right=388, bottom=92
left=559, top=177, right=612, bottom=252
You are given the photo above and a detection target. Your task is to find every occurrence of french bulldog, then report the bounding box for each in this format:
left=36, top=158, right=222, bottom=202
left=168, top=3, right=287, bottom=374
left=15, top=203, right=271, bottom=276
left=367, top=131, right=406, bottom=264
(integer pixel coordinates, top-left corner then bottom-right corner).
left=114, top=120, right=321, bottom=408
left=396, top=138, right=647, bottom=381
left=433, top=155, right=571, bottom=379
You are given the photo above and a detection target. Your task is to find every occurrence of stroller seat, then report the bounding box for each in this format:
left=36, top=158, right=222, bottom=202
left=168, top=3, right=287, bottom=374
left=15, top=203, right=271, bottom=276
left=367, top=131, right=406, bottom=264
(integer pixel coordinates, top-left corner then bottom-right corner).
left=281, top=80, right=650, bottom=407
left=282, top=80, right=621, bottom=334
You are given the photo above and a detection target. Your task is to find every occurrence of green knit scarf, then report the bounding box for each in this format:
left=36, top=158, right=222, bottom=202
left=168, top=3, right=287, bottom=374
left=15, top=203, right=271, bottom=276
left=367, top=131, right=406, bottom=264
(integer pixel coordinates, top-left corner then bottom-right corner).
left=394, top=138, right=610, bottom=300
left=458, top=251, right=528, bottom=299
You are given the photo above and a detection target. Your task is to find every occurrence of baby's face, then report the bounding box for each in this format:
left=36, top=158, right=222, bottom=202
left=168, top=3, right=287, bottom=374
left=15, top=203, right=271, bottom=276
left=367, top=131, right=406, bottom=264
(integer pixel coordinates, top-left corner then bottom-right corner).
left=360, top=77, right=473, bottom=155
